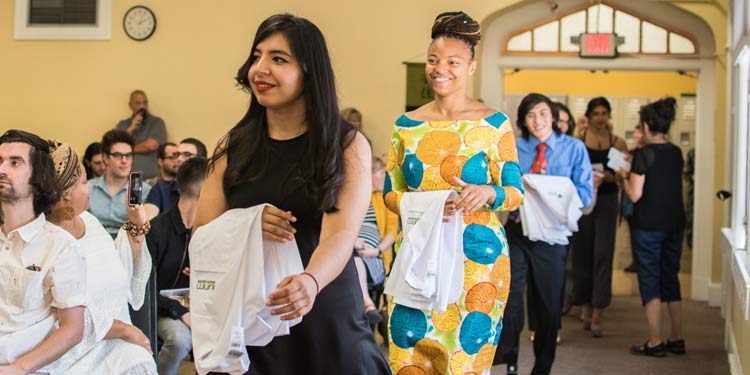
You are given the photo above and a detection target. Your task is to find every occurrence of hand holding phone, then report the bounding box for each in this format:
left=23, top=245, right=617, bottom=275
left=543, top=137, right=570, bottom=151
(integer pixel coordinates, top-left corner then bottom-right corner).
left=127, top=171, right=143, bottom=207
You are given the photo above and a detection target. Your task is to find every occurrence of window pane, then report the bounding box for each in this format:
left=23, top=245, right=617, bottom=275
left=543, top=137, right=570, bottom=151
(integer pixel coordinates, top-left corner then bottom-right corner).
left=614, top=11, right=640, bottom=53
left=29, top=0, right=97, bottom=25
left=669, top=33, right=695, bottom=54
left=508, top=31, right=532, bottom=51
left=588, top=4, right=613, bottom=33
left=533, top=21, right=559, bottom=52
left=561, top=11, right=586, bottom=52
left=642, top=22, right=668, bottom=53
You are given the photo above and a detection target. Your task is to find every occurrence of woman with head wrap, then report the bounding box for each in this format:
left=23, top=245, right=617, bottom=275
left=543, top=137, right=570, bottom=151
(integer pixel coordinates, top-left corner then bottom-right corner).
left=46, top=141, right=157, bottom=374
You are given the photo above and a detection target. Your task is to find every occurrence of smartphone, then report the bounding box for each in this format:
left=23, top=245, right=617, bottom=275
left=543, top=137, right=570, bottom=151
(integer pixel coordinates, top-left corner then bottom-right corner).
left=127, top=171, right=143, bottom=207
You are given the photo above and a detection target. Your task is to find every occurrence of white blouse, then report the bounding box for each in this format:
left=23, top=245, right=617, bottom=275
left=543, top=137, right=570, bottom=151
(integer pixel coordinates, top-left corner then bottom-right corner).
left=55, top=212, right=156, bottom=374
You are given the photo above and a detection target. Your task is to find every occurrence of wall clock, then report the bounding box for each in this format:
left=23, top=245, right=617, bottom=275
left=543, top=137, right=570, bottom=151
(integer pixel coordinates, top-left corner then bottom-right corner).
left=123, top=5, right=156, bottom=41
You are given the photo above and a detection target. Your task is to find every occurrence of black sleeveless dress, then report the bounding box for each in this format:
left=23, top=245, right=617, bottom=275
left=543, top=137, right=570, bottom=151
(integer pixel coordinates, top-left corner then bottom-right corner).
left=225, top=132, right=390, bottom=375
left=583, top=129, right=618, bottom=195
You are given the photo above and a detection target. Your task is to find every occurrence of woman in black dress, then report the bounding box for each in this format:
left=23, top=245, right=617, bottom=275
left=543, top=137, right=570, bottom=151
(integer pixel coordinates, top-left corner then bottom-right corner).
left=195, top=14, right=390, bottom=375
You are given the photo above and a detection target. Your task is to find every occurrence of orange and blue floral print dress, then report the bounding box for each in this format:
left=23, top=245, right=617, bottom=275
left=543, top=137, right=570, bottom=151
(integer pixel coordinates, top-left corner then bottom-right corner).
left=384, top=112, right=524, bottom=375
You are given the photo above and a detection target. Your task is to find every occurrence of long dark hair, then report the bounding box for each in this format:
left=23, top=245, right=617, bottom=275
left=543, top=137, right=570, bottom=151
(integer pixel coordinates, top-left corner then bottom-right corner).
left=83, top=142, right=101, bottom=179
left=210, top=14, right=352, bottom=213
left=516, top=93, right=561, bottom=140
left=0, top=130, right=60, bottom=216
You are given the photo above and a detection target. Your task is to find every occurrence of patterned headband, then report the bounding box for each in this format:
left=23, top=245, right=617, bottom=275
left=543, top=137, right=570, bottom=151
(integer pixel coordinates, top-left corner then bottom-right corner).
left=48, top=140, right=81, bottom=194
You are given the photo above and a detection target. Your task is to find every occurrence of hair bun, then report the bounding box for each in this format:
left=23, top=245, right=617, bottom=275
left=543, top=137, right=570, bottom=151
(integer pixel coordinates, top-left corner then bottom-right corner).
left=431, top=11, right=481, bottom=47
left=655, top=97, right=677, bottom=123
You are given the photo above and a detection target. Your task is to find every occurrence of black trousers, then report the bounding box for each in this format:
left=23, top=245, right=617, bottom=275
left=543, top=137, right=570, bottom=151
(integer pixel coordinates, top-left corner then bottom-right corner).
left=572, top=192, right=618, bottom=309
left=493, top=220, right=567, bottom=375
left=528, top=239, right=572, bottom=331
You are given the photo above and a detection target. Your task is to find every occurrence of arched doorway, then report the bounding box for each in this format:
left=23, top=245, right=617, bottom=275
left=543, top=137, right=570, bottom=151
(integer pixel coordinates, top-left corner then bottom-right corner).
left=478, top=0, right=717, bottom=301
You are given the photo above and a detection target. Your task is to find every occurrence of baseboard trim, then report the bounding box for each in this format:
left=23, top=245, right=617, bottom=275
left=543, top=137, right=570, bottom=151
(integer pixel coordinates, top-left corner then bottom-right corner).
left=728, top=323, right=744, bottom=375
left=709, top=282, right=723, bottom=307
left=692, top=274, right=709, bottom=301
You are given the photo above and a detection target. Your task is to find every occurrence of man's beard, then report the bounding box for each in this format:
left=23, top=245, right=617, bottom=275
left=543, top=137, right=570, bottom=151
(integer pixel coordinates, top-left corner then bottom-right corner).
left=0, top=186, right=19, bottom=204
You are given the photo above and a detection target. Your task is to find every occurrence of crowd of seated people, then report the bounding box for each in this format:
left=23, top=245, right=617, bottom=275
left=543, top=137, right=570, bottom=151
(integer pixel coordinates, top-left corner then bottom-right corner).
left=0, top=89, right=212, bottom=374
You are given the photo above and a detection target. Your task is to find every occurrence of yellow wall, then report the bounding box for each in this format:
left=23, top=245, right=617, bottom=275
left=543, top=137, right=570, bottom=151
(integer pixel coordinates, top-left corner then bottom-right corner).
left=504, top=70, right=698, bottom=97
left=0, top=1, right=725, bottom=160
left=0, top=0, right=523, bottom=157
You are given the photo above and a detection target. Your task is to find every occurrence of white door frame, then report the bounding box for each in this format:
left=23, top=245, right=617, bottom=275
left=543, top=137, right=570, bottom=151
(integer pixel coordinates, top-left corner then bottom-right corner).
left=479, top=0, right=717, bottom=301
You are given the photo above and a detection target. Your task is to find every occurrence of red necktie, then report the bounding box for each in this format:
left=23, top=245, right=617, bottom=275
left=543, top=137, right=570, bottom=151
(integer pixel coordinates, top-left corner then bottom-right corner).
left=530, top=143, right=547, bottom=174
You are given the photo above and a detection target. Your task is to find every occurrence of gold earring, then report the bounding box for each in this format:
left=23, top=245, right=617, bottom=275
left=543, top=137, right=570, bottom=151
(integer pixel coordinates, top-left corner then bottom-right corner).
left=63, top=206, right=75, bottom=221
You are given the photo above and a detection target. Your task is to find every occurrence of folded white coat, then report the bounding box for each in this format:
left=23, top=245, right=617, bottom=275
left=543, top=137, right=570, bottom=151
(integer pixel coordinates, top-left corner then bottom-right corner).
left=520, top=174, right=584, bottom=245
left=384, top=190, right=463, bottom=312
left=190, top=205, right=304, bottom=375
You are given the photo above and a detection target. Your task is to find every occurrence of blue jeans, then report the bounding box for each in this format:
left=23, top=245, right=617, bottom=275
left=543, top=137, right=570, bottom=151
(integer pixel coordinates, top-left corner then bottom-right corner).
left=630, top=229, right=683, bottom=305
left=157, top=316, right=192, bottom=375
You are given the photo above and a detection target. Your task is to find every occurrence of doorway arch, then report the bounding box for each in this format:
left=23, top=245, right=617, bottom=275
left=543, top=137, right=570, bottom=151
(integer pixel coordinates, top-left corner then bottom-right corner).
left=478, top=0, right=717, bottom=301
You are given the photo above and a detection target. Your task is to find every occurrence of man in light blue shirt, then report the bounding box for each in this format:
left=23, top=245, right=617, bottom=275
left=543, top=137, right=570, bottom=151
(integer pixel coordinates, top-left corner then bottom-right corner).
left=515, top=120, right=594, bottom=207
left=89, top=130, right=151, bottom=236
left=495, top=94, right=593, bottom=375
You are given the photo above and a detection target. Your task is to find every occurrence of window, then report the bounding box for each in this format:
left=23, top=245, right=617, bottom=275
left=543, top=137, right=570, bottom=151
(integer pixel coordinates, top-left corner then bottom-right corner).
left=14, top=0, right=111, bottom=40
left=505, top=1, right=697, bottom=55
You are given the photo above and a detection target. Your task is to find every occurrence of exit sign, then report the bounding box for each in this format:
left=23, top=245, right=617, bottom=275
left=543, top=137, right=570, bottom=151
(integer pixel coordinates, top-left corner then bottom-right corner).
left=579, top=33, right=618, bottom=58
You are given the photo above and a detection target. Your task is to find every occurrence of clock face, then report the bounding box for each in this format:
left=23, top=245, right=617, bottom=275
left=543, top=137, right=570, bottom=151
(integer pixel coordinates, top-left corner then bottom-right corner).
left=123, top=6, right=156, bottom=41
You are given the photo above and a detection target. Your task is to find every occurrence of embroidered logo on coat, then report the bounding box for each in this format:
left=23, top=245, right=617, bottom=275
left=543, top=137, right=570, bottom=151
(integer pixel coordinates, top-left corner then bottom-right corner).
left=196, top=280, right=215, bottom=291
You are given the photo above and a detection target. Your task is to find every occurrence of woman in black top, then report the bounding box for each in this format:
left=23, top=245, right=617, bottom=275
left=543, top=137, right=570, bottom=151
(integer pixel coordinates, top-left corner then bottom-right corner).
left=194, top=14, right=389, bottom=374
left=619, top=97, right=686, bottom=357
left=572, top=97, right=629, bottom=337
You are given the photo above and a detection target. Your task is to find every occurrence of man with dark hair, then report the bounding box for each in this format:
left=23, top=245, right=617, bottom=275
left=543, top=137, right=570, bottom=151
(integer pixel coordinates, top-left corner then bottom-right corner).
left=144, top=142, right=181, bottom=218
left=178, top=138, right=207, bottom=159
left=146, top=157, right=207, bottom=375
left=116, top=90, right=167, bottom=180
left=89, top=130, right=152, bottom=236
left=494, top=94, right=593, bottom=375
left=0, top=130, right=87, bottom=373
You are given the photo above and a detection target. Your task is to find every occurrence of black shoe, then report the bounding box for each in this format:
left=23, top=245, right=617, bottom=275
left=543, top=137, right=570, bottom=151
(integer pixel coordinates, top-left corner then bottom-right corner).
left=507, top=364, right=518, bottom=375
left=630, top=340, right=666, bottom=357
left=624, top=263, right=639, bottom=273
left=666, top=339, right=686, bottom=354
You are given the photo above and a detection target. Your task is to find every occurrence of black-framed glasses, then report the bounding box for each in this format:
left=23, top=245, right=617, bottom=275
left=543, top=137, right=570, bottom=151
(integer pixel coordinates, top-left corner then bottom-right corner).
left=108, top=152, right=134, bottom=160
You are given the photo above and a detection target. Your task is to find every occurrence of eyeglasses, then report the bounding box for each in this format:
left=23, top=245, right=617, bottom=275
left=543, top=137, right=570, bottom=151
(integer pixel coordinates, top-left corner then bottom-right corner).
left=108, top=152, right=134, bottom=160
left=165, top=152, right=196, bottom=160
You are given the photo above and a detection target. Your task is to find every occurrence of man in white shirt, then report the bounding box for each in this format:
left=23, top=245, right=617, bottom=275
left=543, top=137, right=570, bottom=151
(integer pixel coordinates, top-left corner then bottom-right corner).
left=0, top=130, right=87, bottom=375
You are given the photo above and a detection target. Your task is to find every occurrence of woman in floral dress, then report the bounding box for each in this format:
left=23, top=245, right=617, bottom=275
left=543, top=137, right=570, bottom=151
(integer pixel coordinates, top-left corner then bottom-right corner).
left=384, top=11, right=524, bottom=375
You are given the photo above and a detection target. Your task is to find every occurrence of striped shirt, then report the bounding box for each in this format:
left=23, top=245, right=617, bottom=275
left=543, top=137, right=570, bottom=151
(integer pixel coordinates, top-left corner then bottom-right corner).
left=357, top=204, right=385, bottom=285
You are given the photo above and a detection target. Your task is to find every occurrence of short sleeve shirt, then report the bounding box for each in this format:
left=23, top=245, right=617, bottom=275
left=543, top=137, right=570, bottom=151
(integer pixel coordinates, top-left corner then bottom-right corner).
left=0, top=214, right=86, bottom=336
left=145, top=179, right=181, bottom=214
left=116, top=115, right=167, bottom=179
left=631, top=143, right=685, bottom=232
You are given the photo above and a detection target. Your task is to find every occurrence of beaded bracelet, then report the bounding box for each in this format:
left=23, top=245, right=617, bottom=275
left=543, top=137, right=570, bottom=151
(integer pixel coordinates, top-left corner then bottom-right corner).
left=122, top=220, right=151, bottom=237
left=301, top=272, right=319, bottom=295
